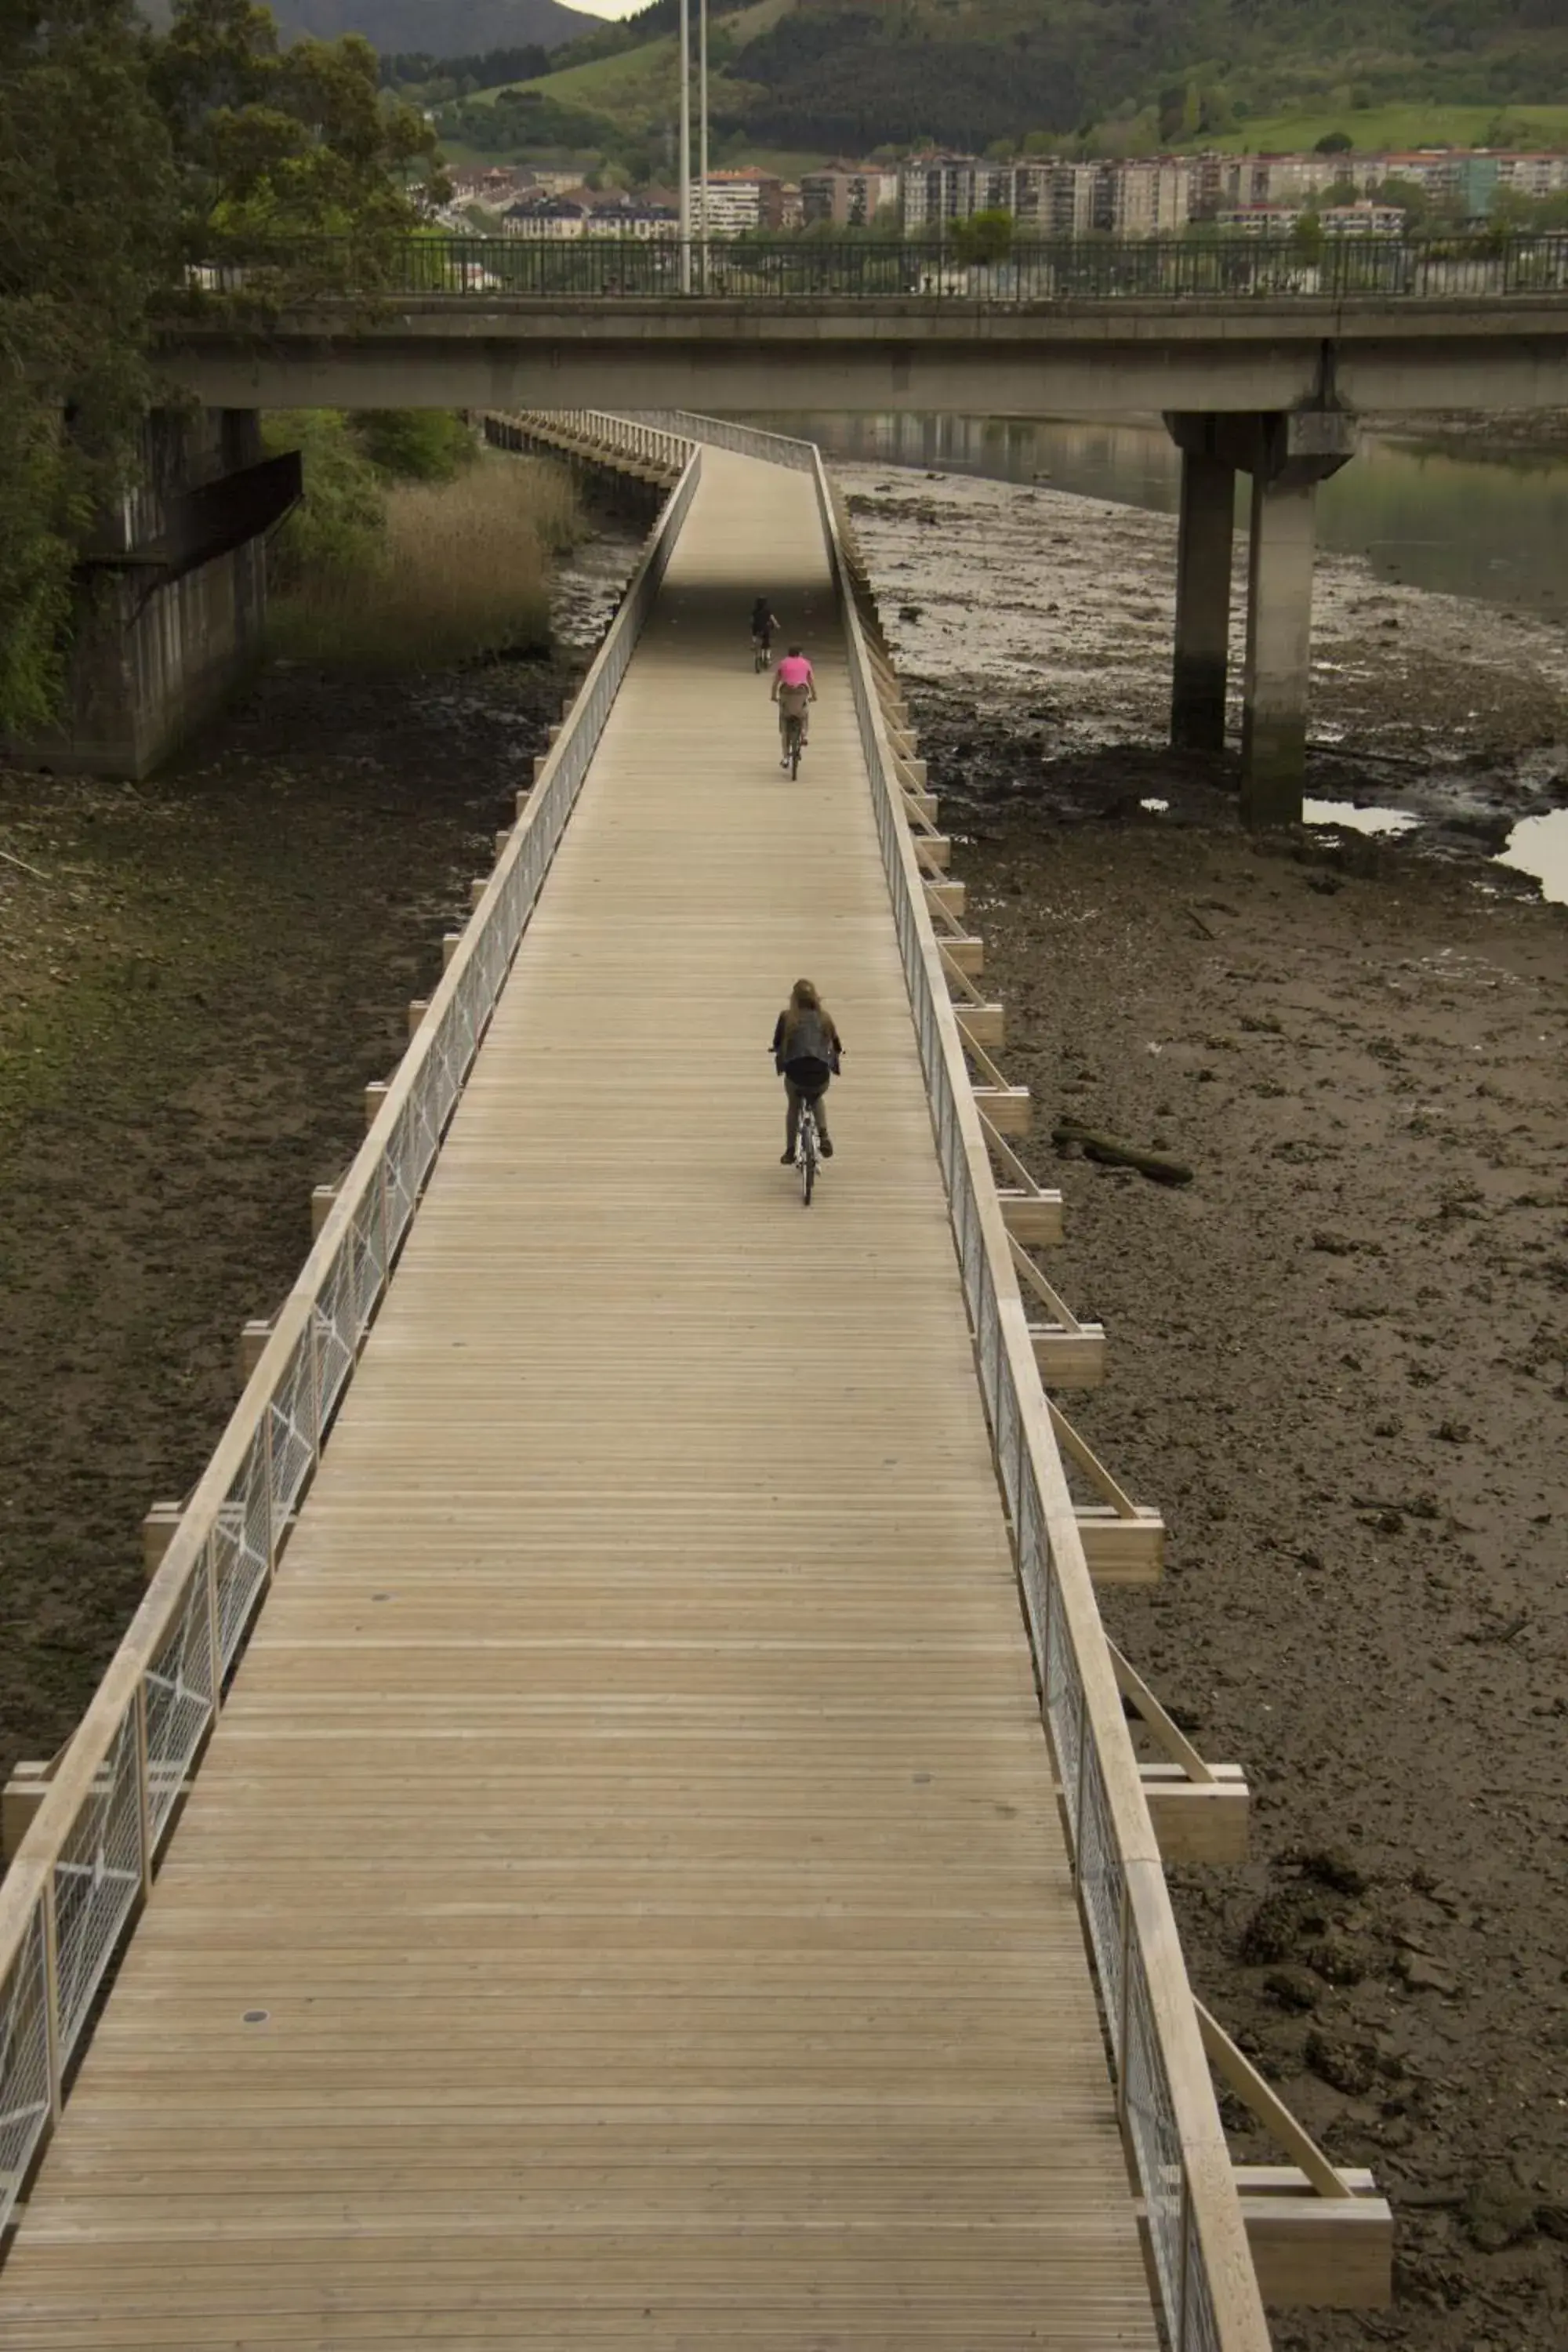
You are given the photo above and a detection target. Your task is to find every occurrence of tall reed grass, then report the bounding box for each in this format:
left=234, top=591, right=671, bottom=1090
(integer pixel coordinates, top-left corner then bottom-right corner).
left=270, top=453, right=581, bottom=669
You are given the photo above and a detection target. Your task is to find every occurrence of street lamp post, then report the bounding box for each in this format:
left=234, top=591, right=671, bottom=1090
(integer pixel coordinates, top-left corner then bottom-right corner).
left=678, top=0, right=691, bottom=293
left=699, top=0, right=710, bottom=292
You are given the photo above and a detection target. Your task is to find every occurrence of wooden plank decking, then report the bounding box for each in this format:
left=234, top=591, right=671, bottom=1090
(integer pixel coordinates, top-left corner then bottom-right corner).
left=2, top=452, right=1160, bottom=2349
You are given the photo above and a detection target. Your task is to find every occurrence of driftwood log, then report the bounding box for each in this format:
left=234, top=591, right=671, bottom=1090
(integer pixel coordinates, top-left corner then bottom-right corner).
left=1052, top=1117, right=1193, bottom=1187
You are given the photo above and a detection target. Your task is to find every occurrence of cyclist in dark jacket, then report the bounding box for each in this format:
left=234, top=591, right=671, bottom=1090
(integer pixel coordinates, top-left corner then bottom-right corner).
left=771, top=978, right=843, bottom=1162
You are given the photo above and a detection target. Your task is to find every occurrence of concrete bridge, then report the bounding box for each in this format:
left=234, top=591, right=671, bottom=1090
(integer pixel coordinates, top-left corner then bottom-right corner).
left=168, top=288, right=1568, bottom=418
left=0, top=414, right=1392, bottom=2352
left=158, top=249, right=1568, bottom=822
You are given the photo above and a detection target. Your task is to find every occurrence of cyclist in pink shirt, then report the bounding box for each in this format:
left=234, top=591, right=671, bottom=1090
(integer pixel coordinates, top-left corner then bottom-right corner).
left=771, top=644, right=816, bottom=768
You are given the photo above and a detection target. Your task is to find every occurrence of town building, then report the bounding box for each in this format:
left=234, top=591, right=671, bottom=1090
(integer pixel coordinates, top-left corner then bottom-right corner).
left=1011, top=161, right=1101, bottom=235
left=899, top=154, right=1011, bottom=230
left=800, top=163, right=901, bottom=227
left=1320, top=202, right=1406, bottom=238
left=1214, top=202, right=1306, bottom=236
left=501, top=196, right=589, bottom=240
left=1108, top=158, right=1189, bottom=236
left=699, top=169, right=784, bottom=235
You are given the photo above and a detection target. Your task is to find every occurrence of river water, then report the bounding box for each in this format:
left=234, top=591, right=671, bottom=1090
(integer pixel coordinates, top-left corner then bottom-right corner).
left=760, top=410, right=1568, bottom=619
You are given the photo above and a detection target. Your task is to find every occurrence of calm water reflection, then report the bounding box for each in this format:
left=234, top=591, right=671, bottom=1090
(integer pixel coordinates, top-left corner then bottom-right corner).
left=762, top=411, right=1568, bottom=617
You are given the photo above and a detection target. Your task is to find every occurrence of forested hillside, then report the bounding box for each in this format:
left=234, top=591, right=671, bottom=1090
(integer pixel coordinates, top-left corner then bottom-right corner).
left=265, top=0, right=594, bottom=53
left=429, top=0, right=1568, bottom=161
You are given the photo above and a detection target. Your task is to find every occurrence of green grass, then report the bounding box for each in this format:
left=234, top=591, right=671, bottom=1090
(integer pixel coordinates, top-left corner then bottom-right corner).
left=464, top=1, right=797, bottom=123
left=1188, top=103, right=1568, bottom=154
left=468, top=36, right=681, bottom=120
left=713, top=147, right=833, bottom=178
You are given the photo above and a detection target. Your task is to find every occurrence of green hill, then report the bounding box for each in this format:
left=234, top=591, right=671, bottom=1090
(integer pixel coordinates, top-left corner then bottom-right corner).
left=266, top=0, right=596, bottom=51
left=432, top=0, right=1568, bottom=168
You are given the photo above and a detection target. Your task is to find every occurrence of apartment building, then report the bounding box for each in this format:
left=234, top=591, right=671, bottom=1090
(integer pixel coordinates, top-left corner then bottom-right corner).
left=1011, top=160, right=1101, bottom=235
left=800, top=164, right=901, bottom=227
left=700, top=169, right=784, bottom=234
left=899, top=154, right=1011, bottom=230
left=1109, top=158, right=1189, bottom=235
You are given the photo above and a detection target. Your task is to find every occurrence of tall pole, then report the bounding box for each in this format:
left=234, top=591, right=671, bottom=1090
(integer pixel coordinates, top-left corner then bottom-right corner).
left=677, top=0, right=691, bottom=294
left=699, top=0, right=710, bottom=292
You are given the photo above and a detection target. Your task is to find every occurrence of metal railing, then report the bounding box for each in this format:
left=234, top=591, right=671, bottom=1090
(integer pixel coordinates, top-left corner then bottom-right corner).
left=180, top=230, right=1568, bottom=304
left=0, top=434, right=702, bottom=2238
left=488, top=408, right=691, bottom=474
left=656, top=407, right=1272, bottom=2351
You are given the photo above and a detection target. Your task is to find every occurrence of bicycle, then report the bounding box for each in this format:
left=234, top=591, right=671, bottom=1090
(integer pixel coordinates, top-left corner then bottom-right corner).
left=752, top=632, right=773, bottom=673
left=781, top=711, right=804, bottom=779
left=794, top=1091, right=822, bottom=1207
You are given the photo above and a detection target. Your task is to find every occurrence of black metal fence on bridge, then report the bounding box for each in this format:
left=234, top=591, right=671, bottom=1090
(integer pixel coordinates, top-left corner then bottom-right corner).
left=183, top=231, right=1568, bottom=303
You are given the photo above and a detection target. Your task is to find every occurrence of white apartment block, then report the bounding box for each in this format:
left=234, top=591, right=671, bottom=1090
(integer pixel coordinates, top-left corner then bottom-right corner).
left=1494, top=152, right=1568, bottom=196
left=1110, top=159, right=1189, bottom=234
left=699, top=170, right=783, bottom=235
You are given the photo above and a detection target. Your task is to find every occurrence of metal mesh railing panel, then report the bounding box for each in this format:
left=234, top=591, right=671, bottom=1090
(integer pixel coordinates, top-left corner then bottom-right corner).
left=52, top=1706, right=143, bottom=2053
left=1123, top=1954, right=1187, bottom=2326
left=314, top=1244, right=357, bottom=1428
left=0, top=1903, right=52, bottom=2230
left=997, top=1369, right=1022, bottom=1527
left=212, top=1422, right=271, bottom=1670
left=348, top=1182, right=386, bottom=1339
left=383, top=1100, right=419, bottom=1254
left=143, top=1567, right=216, bottom=1847
left=1076, top=1753, right=1125, bottom=2060
left=267, top=1331, right=317, bottom=1523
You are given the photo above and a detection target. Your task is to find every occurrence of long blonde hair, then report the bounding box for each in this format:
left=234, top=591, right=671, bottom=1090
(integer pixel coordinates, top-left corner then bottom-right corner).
left=782, top=977, right=832, bottom=1051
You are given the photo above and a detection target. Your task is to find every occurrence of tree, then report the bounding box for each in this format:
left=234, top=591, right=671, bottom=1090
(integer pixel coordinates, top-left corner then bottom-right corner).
left=150, top=0, right=446, bottom=255
left=0, top=0, right=456, bottom=735
left=950, top=209, right=1013, bottom=265
left=0, top=0, right=178, bottom=731
left=1374, top=175, right=1429, bottom=224
left=1315, top=129, right=1354, bottom=153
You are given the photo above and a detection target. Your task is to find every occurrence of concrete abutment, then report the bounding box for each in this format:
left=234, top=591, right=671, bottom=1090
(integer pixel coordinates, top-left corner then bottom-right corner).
left=6, top=408, right=299, bottom=781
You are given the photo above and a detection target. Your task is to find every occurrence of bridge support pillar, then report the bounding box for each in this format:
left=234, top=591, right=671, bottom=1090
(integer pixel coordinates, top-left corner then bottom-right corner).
left=1165, top=407, right=1355, bottom=825
left=1171, top=450, right=1236, bottom=753
left=1242, top=472, right=1319, bottom=826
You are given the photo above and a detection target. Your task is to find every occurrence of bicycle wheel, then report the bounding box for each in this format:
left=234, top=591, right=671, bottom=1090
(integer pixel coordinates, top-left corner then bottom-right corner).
left=800, top=1107, right=816, bottom=1207
left=788, top=720, right=802, bottom=780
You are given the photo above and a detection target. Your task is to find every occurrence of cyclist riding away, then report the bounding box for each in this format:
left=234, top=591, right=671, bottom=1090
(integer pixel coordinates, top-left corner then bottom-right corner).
left=750, top=596, right=779, bottom=666
left=772, top=978, right=842, bottom=1163
left=771, top=645, right=816, bottom=768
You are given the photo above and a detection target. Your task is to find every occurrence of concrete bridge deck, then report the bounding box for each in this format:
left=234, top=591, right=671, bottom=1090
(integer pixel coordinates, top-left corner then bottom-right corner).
left=169, top=289, right=1568, bottom=417
left=0, top=449, right=1169, bottom=2347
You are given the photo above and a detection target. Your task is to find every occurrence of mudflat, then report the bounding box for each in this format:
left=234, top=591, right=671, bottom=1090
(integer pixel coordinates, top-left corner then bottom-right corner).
left=0, top=654, right=573, bottom=1780
left=844, top=459, right=1568, bottom=2352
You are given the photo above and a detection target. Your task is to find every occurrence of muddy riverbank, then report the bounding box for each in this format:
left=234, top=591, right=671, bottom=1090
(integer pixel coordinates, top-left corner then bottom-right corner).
left=838, top=459, right=1568, bottom=2352
left=0, top=499, right=643, bottom=1787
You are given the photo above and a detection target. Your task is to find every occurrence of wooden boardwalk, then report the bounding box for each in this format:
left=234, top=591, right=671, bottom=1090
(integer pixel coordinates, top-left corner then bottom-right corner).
left=2, top=452, right=1159, bottom=2348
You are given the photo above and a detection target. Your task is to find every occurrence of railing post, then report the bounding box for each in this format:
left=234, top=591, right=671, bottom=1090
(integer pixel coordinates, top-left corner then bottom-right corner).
left=41, top=1876, right=64, bottom=2125
left=260, top=1395, right=277, bottom=1578
left=205, top=1527, right=223, bottom=1711
left=133, top=1681, right=154, bottom=1902
left=1071, top=1679, right=1089, bottom=1880
left=1115, top=1882, right=1133, bottom=2104
left=1175, top=2172, right=1193, bottom=2352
